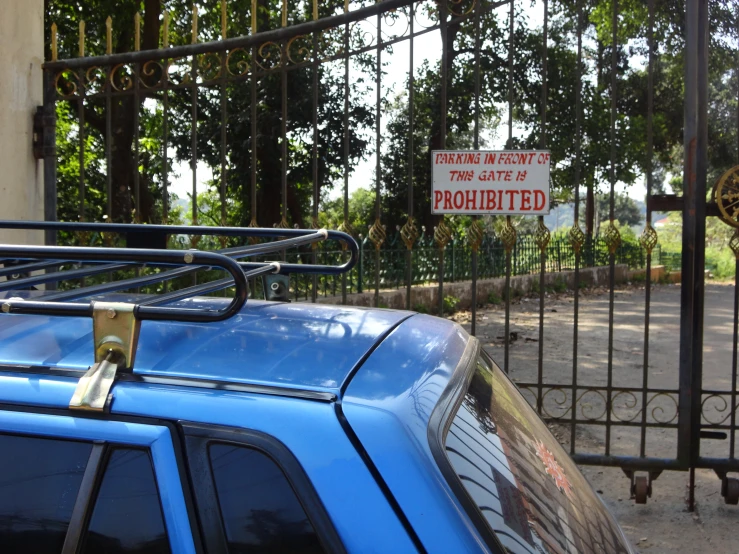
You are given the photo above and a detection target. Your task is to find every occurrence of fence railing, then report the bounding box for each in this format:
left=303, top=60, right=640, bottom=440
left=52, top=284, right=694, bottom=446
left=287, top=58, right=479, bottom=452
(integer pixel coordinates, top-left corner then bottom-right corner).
left=283, top=231, right=655, bottom=301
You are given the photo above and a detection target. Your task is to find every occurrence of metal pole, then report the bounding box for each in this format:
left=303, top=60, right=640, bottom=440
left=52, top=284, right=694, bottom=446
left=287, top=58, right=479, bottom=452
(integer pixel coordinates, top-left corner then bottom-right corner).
left=678, top=0, right=708, bottom=511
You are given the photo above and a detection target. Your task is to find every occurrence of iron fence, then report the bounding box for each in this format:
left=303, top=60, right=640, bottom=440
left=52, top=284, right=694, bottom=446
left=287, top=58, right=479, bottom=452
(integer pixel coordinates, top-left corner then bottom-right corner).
left=38, top=0, right=739, bottom=508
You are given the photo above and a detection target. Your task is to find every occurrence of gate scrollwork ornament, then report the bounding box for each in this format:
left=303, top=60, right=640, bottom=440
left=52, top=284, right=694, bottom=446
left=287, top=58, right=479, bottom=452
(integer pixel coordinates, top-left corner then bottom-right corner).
left=714, top=165, right=739, bottom=229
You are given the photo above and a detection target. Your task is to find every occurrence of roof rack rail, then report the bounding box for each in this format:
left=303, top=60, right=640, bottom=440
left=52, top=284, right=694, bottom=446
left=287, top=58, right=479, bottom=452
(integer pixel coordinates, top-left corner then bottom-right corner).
left=0, top=220, right=357, bottom=410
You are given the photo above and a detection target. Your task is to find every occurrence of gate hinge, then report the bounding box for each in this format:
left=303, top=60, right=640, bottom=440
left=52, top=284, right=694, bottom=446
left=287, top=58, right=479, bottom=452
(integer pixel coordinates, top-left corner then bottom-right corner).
left=32, top=106, right=56, bottom=160
left=69, top=302, right=141, bottom=413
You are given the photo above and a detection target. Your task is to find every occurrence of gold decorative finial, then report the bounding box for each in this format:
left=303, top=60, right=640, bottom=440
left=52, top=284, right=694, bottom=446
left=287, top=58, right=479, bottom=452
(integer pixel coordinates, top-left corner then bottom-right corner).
left=730, top=229, right=739, bottom=259
left=534, top=216, right=550, bottom=253
left=221, top=0, right=227, bottom=39
left=251, top=0, right=257, bottom=33
left=282, top=0, right=287, bottom=27
left=192, top=6, right=198, bottom=44
left=568, top=220, right=586, bottom=254
left=313, top=0, right=318, bottom=21
left=369, top=218, right=386, bottom=250
left=105, top=16, right=112, bottom=54
left=400, top=216, right=419, bottom=250
left=134, top=12, right=141, bottom=51
left=640, top=222, right=658, bottom=255
left=468, top=218, right=484, bottom=253
left=163, top=12, right=170, bottom=47
left=603, top=220, right=622, bottom=255
left=500, top=216, right=517, bottom=254
left=434, top=218, right=452, bottom=249
left=51, top=22, right=58, bottom=61
left=78, top=20, right=85, bottom=57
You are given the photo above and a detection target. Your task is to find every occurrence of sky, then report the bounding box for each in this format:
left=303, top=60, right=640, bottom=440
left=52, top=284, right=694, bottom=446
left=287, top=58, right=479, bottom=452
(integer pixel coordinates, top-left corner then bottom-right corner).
left=168, top=0, right=648, bottom=214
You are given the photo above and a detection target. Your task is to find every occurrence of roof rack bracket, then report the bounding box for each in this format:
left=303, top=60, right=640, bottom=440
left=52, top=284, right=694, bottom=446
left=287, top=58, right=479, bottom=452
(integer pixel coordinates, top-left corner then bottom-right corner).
left=91, top=301, right=141, bottom=370
left=68, top=350, right=121, bottom=412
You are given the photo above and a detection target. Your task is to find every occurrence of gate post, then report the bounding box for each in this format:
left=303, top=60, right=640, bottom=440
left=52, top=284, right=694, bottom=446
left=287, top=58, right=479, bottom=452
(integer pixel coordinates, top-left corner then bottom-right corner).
left=0, top=0, right=45, bottom=246
left=677, top=0, right=708, bottom=479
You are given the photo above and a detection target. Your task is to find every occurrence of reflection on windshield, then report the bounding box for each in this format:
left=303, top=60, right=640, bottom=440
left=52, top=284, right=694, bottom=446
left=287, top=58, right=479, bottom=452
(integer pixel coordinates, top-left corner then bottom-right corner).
left=444, top=355, right=631, bottom=554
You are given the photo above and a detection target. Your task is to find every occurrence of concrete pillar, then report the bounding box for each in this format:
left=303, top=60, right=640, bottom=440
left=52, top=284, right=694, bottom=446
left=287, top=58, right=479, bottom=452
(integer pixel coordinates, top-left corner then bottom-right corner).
left=0, top=0, right=45, bottom=245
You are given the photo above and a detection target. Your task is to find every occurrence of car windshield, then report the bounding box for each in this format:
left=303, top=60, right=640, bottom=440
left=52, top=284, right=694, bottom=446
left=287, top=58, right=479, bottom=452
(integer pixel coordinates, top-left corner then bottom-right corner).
left=441, top=351, right=632, bottom=554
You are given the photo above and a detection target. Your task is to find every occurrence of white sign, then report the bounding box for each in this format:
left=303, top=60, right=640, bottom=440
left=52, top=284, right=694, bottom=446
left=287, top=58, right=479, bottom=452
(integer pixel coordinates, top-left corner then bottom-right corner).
left=431, top=150, right=551, bottom=215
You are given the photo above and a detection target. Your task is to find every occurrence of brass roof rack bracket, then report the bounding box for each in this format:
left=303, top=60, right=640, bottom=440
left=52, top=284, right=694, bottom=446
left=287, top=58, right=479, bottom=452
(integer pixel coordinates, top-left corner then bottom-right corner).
left=69, top=302, right=141, bottom=412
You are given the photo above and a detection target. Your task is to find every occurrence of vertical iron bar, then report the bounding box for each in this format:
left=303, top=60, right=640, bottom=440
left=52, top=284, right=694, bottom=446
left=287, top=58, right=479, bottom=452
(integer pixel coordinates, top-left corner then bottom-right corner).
left=407, top=4, right=415, bottom=311
left=438, top=0, right=448, bottom=317
left=679, top=1, right=707, bottom=509
left=134, top=64, right=141, bottom=222
left=43, top=70, right=58, bottom=246
left=220, top=58, right=228, bottom=229
left=281, top=49, right=288, bottom=240
left=105, top=67, right=112, bottom=222
left=162, top=63, right=169, bottom=223
left=732, top=257, right=738, bottom=460
left=570, top=0, right=583, bottom=455
left=375, top=10, right=382, bottom=308
left=312, top=18, right=320, bottom=303
left=507, top=0, right=514, bottom=147
left=250, top=53, right=257, bottom=227
left=342, top=10, right=350, bottom=305
left=536, top=0, right=548, bottom=411
left=470, top=0, right=481, bottom=336
left=640, top=0, right=655, bottom=459
left=503, top=0, right=514, bottom=374
left=190, top=58, right=198, bottom=227
left=77, top=68, right=85, bottom=223
left=604, top=0, right=618, bottom=457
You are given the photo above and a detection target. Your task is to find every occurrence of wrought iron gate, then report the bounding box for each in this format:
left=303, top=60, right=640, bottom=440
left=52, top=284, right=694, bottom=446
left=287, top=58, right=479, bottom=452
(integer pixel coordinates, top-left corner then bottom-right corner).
left=36, top=0, right=739, bottom=507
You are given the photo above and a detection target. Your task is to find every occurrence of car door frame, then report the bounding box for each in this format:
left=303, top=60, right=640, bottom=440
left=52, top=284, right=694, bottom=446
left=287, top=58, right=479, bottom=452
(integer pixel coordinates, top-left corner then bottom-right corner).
left=0, top=407, right=199, bottom=554
left=181, top=421, right=347, bottom=554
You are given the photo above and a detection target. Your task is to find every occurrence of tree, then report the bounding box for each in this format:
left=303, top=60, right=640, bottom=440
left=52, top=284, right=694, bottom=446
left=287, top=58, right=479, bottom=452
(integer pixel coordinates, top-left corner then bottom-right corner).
left=46, top=0, right=376, bottom=228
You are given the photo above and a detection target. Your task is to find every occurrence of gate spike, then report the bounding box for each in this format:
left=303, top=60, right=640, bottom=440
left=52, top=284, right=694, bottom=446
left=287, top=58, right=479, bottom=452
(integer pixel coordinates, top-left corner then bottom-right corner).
left=163, top=12, right=170, bottom=47
left=251, top=0, right=257, bottom=33
left=192, top=6, right=198, bottom=44
left=221, top=0, right=227, bottom=39
left=51, top=22, right=58, bottom=61
left=105, top=16, right=112, bottom=55
left=78, top=21, right=85, bottom=57
left=134, top=12, right=141, bottom=51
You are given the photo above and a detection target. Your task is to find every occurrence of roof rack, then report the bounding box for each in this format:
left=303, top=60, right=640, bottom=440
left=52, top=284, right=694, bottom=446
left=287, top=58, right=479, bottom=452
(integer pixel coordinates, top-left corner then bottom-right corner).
left=0, top=220, right=357, bottom=412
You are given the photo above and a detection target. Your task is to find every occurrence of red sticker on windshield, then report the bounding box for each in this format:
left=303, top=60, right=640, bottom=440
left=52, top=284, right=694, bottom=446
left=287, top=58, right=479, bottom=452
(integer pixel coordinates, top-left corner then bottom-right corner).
left=535, top=440, right=572, bottom=497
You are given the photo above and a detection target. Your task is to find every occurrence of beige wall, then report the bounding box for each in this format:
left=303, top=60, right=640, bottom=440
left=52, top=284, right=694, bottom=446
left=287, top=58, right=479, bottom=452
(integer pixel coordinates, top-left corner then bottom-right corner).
left=0, top=0, right=44, bottom=245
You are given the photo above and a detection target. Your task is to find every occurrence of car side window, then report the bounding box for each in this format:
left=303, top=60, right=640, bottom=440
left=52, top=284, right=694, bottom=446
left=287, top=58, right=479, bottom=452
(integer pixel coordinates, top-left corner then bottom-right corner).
left=209, top=443, right=324, bottom=554
left=0, top=433, right=92, bottom=554
left=81, top=448, right=171, bottom=554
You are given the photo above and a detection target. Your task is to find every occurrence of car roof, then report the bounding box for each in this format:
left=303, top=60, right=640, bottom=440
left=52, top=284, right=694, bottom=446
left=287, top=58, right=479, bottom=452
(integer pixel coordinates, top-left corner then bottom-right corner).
left=0, top=296, right=413, bottom=396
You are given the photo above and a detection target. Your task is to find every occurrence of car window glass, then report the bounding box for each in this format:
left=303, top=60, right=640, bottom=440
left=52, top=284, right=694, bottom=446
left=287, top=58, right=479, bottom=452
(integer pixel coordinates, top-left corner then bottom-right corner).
left=209, top=443, right=324, bottom=554
left=81, top=448, right=171, bottom=554
left=0, top=433, right=92, bottom=554
left=443, top=355, right=631, bottom=553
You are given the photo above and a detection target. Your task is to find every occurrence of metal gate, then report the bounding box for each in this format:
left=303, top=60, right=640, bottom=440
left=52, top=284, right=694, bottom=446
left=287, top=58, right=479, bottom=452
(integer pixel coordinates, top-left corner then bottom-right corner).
left=36, top=0, right=739, bottom=507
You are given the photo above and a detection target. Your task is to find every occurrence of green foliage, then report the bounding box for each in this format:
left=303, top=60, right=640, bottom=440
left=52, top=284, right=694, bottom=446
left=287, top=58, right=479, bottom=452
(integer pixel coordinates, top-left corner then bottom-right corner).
left=319, top=188, right=376, bottom=232
left=413, top=303, right=429, bottom=314
left=552, top=277, right=567, bottom=293
left=443, top=295, right=460, bottom=313
left=487, top=290, right=502, bottom=305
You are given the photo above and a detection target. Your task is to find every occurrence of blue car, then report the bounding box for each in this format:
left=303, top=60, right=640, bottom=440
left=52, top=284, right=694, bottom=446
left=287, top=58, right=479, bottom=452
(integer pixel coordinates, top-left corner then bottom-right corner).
left=0, top=222, right=635, bottom=554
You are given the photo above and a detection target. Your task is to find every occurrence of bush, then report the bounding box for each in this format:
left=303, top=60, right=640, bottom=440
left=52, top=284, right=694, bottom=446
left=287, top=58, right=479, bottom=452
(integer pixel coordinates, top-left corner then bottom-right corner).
left=413, top=303, right=429, bottom=314
left=487, top=290, right=502, bottom=305
left=443, top=295, right=460, bottom=313
left=552, top=277, right=567, bottom=293
left=706, top=246, right=736, bottom=280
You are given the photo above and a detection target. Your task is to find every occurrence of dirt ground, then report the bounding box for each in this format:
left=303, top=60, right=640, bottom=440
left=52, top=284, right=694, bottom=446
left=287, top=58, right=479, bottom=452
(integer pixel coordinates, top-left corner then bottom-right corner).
left=452, top=282, right=739, bottom=554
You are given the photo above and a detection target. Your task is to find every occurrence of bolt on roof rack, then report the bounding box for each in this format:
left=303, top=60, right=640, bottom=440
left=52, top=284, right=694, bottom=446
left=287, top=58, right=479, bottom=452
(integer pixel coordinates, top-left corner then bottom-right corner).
left=0, top=220, right=358, bottom=412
